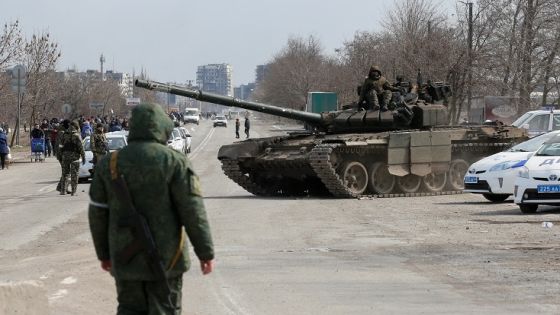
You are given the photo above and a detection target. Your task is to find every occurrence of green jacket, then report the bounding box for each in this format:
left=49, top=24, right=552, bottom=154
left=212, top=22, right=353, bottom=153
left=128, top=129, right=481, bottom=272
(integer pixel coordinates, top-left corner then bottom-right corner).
left=88, top=103, right=214, bottom=280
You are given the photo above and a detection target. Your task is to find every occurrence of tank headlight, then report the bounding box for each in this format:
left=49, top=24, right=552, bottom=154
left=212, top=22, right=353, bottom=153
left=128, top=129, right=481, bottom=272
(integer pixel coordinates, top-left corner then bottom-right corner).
left=518, top=166, right=530, bottom=179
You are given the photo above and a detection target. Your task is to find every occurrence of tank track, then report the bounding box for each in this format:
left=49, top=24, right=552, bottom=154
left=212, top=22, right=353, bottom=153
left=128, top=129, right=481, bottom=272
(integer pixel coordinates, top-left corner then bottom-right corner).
left=221, top=159, right=271, bottom=196
left=221, top=141, right=517, bottom=199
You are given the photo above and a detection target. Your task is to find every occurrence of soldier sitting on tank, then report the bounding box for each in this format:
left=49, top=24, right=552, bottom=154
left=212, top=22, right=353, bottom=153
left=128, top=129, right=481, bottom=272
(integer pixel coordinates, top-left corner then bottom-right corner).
left=357, top=66, right=400, bottom=111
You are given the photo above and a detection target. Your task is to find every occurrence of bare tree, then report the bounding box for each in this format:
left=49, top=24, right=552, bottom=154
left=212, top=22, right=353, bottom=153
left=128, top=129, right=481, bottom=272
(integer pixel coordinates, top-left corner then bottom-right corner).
left=257, top=35, right=325, bottom=110
left=21, top=32, right=61, bottom=124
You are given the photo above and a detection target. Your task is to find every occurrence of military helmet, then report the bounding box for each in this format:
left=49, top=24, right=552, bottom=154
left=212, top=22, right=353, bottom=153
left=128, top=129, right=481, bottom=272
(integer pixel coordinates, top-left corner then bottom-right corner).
left=369, top=65, right=382, bottom=75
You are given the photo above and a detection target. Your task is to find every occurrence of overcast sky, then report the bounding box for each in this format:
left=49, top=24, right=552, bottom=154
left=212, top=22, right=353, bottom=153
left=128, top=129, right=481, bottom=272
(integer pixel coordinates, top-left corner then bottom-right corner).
left=2, top=0, right=457, bottom=86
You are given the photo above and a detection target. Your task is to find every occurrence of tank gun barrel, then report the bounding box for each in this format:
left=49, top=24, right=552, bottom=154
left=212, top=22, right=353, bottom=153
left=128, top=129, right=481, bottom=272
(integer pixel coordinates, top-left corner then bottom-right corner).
left=135, top=79, right=323, bottom=124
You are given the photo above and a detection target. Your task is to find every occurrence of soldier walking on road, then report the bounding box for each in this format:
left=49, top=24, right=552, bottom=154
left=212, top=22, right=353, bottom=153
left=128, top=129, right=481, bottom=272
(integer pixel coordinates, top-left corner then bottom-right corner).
left=244, top=116, right=250, bottom=138
left=88, top=103, right=214, bottom=314
left=91, top=123, right=109, bottom=167
left=59, top=121, right=85, bottom=196
left=56, top=121, right=68, bottom=192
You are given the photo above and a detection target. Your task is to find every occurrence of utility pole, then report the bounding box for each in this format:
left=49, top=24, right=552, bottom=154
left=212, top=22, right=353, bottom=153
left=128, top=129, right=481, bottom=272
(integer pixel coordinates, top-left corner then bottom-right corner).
left=100, top=53, right=105, bottom=81
left=466, top=2, right=473, bottom=117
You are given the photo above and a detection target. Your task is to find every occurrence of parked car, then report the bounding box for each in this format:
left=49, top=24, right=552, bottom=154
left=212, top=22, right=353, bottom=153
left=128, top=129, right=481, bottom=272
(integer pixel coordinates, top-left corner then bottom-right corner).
left=167, top=127, right=186, bottom=153
left=213, top=115, right=228, bottom=127
left=511, top=109, right=560, bottom=137
left=79, top=132, right=128, bottom=181
left=178, top=126, right=192, bottom=153
left=514, top=133, right=560, bottom=213
left=463, top=130, right=560, bottom=202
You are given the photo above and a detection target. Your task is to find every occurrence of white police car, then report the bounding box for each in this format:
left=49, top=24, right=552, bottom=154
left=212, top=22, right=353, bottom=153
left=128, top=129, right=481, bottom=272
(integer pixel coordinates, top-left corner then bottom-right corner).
left=514, top=133, right=560, bottom=213
left=464, top=131, right=560, bottom=202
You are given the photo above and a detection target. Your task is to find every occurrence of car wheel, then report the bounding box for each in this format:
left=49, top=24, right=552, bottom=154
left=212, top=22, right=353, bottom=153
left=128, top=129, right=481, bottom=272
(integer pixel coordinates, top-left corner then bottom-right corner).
left=482, top=193, right=510, bottom=203
left=518, top=203, right=538, bottom=214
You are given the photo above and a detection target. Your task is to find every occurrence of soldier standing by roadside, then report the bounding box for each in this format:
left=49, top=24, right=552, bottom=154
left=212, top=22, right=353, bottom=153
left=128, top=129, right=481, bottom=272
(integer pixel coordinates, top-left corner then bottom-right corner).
left=88, top=103, right=214, bottom=314
left=91, top=123, right=109, bottom=167
left=244, top=116, right=250, bottom=138
left=59, top=121, right=85, bottom=196
left=235, top=118, right=240, bottom=138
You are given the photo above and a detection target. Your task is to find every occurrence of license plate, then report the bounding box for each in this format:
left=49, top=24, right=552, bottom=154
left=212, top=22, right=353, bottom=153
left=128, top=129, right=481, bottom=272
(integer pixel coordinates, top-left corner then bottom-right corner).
left=464, top=176, right=478, bottom=184
left=537, top=185, right=560, bottom=193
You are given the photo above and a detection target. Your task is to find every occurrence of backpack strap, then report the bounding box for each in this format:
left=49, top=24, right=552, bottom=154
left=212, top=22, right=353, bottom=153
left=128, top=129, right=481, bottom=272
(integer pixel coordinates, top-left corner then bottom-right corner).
left=110, top=151, right=119, bottom=180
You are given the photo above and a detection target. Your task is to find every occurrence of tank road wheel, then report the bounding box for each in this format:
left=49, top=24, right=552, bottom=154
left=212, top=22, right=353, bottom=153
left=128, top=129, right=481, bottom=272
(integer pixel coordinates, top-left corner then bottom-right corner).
left=396, top=174, right=422, bottom=193
left=369, top=162, right=396, bottom=194
left=447, top=159, right=470, bottom=190
left=422, top=172, right=447, bottom=193
left=342, top=161, right=369, bottom=195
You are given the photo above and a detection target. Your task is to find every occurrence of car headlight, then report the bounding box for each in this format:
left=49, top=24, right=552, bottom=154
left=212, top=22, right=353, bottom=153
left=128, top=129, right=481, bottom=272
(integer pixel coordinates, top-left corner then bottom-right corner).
left=517, top=166, right=530, bottom=178
left=489, top=160, right=522, bottom=172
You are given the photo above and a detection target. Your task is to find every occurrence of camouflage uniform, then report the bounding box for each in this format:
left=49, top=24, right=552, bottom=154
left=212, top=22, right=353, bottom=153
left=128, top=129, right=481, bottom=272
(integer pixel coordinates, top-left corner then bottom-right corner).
left=91, top=124, right=109, bottom=166
left=60, top=122, right=85, bottom=196
left=56, top=123, right=68, bottom=193
left=358, top=65, right=397, bottom=111
left=88, top=103, right=214, bottom=314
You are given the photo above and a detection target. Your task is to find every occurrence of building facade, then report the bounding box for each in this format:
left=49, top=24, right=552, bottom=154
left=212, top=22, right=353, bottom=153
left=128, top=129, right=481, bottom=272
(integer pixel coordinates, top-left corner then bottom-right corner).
left=196, top=64, right=233, bottom=96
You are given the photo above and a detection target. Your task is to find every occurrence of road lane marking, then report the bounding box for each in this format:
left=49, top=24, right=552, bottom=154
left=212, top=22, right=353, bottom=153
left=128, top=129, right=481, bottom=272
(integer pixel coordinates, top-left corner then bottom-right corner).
left=190, top=127, right=215, bottom=160
left=39, top=184, right=57, bottom=193
left=60, top=277, right=77, bottom=285
left=48, top=289, right=68, bottom=302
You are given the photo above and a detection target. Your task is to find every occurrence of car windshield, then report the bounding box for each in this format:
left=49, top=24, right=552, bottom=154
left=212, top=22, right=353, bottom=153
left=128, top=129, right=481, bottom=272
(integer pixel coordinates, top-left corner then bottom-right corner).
left=511, top=112, right=534, bottom=127
left=507, top=132, right=559, bottom=152
left=169, top=129, right=181, bottom=140
left=535, top=136, right=560, bottom=156
left=107, top=137, right=126, bottom=150
left=216, top=116, right=226, bottom=120
left=83, top=136, right=126, bottom=151
left=185, top=110, right=198, bottom=116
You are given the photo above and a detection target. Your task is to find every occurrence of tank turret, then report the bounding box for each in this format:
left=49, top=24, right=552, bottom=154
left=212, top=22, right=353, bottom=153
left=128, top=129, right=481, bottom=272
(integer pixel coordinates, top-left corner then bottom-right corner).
left=135, top=79, right=449, bottom=133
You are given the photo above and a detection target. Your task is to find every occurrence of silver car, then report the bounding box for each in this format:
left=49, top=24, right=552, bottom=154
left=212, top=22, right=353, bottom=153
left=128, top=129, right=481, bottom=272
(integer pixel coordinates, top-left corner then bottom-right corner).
left=79, top=132, right=128, bottom=181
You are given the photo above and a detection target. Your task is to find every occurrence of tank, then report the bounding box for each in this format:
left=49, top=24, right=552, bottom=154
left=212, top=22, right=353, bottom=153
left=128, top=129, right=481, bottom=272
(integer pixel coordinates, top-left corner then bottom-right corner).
left=135, top=79, right=528, bottom=198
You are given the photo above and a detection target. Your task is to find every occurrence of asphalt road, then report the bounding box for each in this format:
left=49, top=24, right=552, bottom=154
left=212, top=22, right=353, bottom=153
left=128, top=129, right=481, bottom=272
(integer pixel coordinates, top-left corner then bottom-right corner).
left=0, top=118, right=559, bottom=314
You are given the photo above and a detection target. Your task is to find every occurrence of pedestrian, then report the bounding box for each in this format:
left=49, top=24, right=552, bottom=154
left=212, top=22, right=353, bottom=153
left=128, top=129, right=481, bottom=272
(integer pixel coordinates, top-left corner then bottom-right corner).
left=244, top=116, right=250, bottom=138
left=88, top=103, right=214, bottom=314
left=91, top=123, right=109, bottom=167
left=41, top=119, right=53, bottom=157
left=59, top=121, right=85, bottom=196
left=235, top=118, right=240, bottom=138
left=30, top=123, right=44, bottom=139
left=56, top=121, right=68, bottom=193
left=0, top=128, right=9, bottom=170
left=81, top=120, right=93, bottom=139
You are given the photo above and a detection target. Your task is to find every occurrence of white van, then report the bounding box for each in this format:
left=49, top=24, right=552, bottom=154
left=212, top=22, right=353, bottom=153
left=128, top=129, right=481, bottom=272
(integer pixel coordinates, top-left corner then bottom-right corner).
left=183, top=108, right=200, bottom=125
left=511, top=109, right=560, bottom=137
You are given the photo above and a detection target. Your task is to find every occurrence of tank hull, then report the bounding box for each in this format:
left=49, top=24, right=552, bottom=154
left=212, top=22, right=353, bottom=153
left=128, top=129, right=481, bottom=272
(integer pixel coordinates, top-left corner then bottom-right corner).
left=218, top=126, right=528, bottom=198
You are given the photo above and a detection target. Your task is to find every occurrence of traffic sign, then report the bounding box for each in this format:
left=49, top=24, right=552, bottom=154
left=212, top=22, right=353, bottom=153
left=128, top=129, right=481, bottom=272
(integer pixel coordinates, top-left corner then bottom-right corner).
left=89, top=102, right=104, bottom=110
left=126, top=97, right=141, bottom=106
left=62, top=103, right=72, bottom=114
left=11, top=64, right=27, bottom=93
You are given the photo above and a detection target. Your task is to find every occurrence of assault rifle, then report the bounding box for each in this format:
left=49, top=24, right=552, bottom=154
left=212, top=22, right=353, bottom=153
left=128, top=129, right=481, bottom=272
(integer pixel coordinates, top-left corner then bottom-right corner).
left=112, top=174, right=176, bottom=312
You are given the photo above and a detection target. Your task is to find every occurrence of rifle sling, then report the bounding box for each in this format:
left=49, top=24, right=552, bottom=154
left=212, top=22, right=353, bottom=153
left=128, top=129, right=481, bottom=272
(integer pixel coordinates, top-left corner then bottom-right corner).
left=109, top=151, right=183, bottom=271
